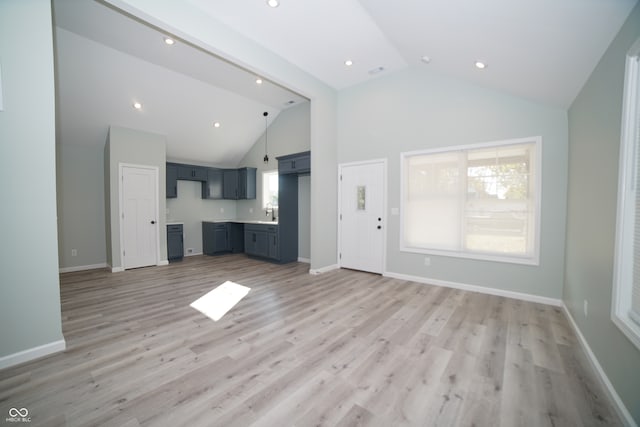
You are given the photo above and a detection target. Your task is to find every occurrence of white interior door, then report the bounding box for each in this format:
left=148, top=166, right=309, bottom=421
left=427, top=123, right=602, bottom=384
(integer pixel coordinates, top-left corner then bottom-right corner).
left=122, top=165, right=158, bottom=269
left=339, top=161, right=385, bottom=274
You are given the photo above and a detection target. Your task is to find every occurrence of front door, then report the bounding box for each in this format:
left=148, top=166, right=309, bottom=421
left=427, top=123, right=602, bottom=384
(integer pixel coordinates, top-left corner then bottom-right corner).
left=121, top=165, right=158, bottom=269
left=339, top=160, right=385, bottom=274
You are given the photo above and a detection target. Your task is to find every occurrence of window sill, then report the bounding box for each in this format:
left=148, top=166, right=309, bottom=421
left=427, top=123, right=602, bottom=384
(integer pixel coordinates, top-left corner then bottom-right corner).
left=400, top=245, right=540, bottom=266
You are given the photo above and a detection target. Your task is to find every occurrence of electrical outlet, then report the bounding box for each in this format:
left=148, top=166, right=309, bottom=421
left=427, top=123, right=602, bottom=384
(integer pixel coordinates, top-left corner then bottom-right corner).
left=187, top=248, right=193, bottom=254
left=424, top=256, right=431, bottom=266
left=220, top=207, right=224, bottom=213
left=583, top=300, right=588, bottom=317
left=71, top=249, right=77, bottom=257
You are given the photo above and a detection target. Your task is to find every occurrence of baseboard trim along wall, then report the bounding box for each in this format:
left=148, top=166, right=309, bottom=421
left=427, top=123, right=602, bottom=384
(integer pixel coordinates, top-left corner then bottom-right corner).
left=309, top=263, right=339, bottom=275
left=383, top=271, right=562, bottom=307
left=157, top=260, right=169, bottom=266
left=561, top=303, right=637, bottom=427
left=0, top=340, right=66, bottom=370
left=298, top=257, right=311, bottom=264
left=59, top=263, right=107, bottom=273
left=111, top=266, right=124, bottom=273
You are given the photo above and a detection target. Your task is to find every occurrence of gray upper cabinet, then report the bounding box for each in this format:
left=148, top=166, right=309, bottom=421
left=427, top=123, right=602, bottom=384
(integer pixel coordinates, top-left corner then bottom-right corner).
left=223, top=169, right=239, bottom=199
left=202, top=168, right=223, bottom=199
left=277, top=151, right=310, bottom=175
left=166, top=163, right=178, bottom=198
left=177, top=165, right=207, bottom=181
left=167, top=163, right=256, bottom=200
left=223, top=167, right=257, bottom=200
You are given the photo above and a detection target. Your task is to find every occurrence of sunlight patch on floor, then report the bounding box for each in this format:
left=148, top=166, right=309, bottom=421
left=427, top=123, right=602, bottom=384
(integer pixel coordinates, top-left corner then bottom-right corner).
left=190, top=281, right=251, bottom=322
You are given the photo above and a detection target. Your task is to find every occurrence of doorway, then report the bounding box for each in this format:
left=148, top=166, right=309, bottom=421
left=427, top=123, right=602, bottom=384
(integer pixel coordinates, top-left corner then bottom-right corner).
left=338, top=159, right=386, bottom=274
left=120, top=164, right=159, bottom=269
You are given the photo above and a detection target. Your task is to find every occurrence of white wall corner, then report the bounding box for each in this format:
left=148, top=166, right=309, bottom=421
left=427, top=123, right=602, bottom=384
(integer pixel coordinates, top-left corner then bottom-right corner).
left=157, top=260, right=169, bottom=266
left=0, top=340, right=66, bottom=370
left=562, top=303, right=637, bottom=427
left=111, top=266, right=124, bottom=273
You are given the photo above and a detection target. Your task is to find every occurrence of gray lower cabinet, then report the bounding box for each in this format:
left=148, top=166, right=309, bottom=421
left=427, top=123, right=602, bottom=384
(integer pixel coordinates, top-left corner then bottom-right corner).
left=167, top=224, right=184, bottom=261
left=203, top=222, right=244, bottom=255
left=267, top=229, right=279, bottom=260
left=244, top=224, right=278, bottom=260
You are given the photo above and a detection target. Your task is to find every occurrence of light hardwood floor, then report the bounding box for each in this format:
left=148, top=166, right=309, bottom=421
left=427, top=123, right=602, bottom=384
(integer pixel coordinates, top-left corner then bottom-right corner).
left=0, top=254, right=621, bottom=426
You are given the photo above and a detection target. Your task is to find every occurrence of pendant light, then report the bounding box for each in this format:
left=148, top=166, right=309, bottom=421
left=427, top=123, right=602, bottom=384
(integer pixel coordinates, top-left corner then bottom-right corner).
left=263, top=111, right=269, bottom=164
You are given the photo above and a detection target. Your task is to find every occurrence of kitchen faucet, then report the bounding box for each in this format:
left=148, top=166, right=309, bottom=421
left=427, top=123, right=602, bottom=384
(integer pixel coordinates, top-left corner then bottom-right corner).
left=265, top=203, right=277, bottom=221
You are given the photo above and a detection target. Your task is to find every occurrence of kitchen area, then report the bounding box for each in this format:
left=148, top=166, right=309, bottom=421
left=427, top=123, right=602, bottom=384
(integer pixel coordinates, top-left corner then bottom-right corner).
left=165, top=104, right=311, bottom=265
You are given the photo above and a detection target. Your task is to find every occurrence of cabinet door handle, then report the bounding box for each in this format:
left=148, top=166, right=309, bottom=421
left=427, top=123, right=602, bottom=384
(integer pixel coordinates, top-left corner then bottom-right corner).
left=151, top=220, right=156, bottom=224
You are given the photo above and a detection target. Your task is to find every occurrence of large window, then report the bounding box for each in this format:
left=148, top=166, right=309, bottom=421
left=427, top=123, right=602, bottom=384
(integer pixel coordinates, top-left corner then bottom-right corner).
left=262, top=170, right=278, bottom=209
left=612, top=37, right=640, bottom=351
left=401, top=137, right=541, bottom=264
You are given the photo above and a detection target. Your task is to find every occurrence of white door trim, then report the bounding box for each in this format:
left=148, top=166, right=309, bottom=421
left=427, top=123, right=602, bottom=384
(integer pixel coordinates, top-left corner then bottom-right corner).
left=338, top=158, right=387, bottom=274
left=118, top=163, right=161, bottom=269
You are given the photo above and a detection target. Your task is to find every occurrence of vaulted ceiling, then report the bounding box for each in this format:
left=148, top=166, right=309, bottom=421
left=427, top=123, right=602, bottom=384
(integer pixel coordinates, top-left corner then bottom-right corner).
left=53, top=0, right=637, bottom=165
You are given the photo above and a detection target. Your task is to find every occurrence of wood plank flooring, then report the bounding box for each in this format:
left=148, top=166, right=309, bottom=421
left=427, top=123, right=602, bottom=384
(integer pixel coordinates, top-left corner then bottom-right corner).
left=0, top=254, right=621, bottom=426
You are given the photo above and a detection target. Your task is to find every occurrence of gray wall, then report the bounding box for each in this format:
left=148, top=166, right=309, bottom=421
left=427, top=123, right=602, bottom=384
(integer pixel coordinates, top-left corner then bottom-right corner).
left=236, top=103, right=311, bottom=260
left=57, top=143, right=106, bottom=268
left=565, top=3, right=640, bottom=423
left=106, top=126, right=167, bottom=269
left=338, top=68, right=569, bottom=299
left=0, top=1, right=65, bottom=358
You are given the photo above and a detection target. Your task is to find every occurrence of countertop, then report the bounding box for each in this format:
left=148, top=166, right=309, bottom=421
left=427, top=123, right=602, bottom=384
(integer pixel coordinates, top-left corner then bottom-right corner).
left=202, top=219, right=278, bottom=225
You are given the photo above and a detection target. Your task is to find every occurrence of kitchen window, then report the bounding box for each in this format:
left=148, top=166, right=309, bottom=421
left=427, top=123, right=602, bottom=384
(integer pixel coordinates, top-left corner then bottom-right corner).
left=262, top=170, right=278, bottom=209
left=612, top=36, right=640, bottom=351
left=400, top=137, right=541, bottom=265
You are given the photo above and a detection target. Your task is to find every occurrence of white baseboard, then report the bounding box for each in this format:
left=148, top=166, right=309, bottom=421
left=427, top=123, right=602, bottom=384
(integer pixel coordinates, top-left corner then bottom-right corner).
left=111, top=266, right=124, bottom=273
left=59, top=263, right=107, bottom=273
left=298, top=257, right=311, bottom=264
left=309, top=263, right=339, bottom=275
left=157, top=260, right=169, bottom=266
left=562, top=303, right=637, bottom=427
left=383, top=271, right=562, bottom=307
left=184, top=252, right=203, bottom=257
left=0, top=339, right=66, bottom=370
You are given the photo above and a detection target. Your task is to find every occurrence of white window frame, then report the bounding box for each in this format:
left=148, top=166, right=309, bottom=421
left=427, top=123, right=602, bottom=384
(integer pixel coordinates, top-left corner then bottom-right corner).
left=612, top=37, right=640, bottom=351
left=400, top=136, right=542, bottom=265
left=262, top=170, right=279, bottom=209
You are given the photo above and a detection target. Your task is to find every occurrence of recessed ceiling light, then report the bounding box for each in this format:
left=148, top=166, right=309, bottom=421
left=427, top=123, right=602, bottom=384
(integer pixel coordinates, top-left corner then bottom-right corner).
left=133, top=102, right=142, bottom=110
left=164, top=37, right=175, bottom=46
left=213, top=122, right=221, bottom=128
left=475, top=61, right=487, bottom=69
left=345, top=59, right=353, bottom=67
left=266, top=0, right=279, bottom=8
left=256, top=78, right=263, bottom=85
left=420, top=55, right=431, bottom=64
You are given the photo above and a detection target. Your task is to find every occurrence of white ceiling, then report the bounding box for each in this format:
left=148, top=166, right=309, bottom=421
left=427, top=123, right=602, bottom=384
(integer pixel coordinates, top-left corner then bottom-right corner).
left=191, top=0, right=637, bottom=108
left=53, top=0, right=637, bottom=166
left=52, top=0, right=307, bottom=166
